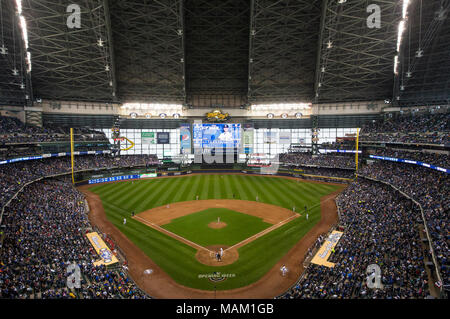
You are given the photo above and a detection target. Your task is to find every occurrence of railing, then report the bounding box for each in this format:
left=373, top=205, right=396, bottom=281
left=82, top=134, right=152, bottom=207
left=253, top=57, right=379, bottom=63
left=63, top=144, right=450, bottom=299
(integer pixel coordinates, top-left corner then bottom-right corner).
left=360, top=175, right=446, bottom=298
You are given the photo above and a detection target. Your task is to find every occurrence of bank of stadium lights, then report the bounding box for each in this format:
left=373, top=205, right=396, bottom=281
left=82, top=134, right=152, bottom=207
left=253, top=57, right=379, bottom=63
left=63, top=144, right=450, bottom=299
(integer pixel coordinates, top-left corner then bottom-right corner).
left=15, top=0, right=31, bottom=73
left=394, top=0, right=411, bottom=75
left=122, top=103, right=183, bottom=111
left=251, top=103, right=311, bottom=112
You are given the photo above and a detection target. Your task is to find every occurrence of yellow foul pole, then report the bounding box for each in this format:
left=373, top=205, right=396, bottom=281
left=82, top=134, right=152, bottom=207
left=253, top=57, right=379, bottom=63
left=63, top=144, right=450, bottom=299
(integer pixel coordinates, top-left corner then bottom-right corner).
left=355, top=128, right=360, bottom=176
left=70, top=128, right=75, bottom=184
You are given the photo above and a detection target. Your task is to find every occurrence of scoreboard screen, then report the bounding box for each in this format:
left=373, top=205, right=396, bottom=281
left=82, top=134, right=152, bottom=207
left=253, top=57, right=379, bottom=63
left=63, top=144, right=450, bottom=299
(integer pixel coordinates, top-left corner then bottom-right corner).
left=193, top=123, right=241, bottom=148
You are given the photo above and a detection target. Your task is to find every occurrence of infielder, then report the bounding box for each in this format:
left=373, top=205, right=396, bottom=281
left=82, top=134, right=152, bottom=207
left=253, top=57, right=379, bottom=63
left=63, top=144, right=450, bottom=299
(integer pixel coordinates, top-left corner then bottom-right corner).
left=280, top=265, right=288, bottom=277
left=220, top=247, right=224, bottom=258
left=123, top=218, right=127, bottom=225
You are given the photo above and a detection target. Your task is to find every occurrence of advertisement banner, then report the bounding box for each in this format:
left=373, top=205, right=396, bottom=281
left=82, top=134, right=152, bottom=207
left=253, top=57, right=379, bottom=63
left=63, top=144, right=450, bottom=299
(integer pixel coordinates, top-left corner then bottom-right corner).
left=279, top=132, right=291, bottom=144
left=157, top=132, right=170, bottom=144
left=242, top=125, right=254, bottom=154
left=263, top=131, right=278, bottom=144
left=141, top=132, right=155, bottom=144
left=180, top=124, right=191, bottom=154
left=88, top=174, right=140, bottom=184
left=369, top=155, right=449, bottom=174
left=140, top=173, right=157, bottom=178
left=86, top=232, right=119, bottom=267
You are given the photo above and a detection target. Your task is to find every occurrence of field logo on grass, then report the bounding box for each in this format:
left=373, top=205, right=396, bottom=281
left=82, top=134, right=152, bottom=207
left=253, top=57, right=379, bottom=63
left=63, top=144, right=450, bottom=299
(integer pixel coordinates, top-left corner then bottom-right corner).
left=66, top=4, right=81, bottom=29
left=66, top=263, right=81, bottom=289
left=367, top=4, right=381, bottom=29
left=366, top=264, right=382, bottom=289
left=198, top=272, right=236, bottom=282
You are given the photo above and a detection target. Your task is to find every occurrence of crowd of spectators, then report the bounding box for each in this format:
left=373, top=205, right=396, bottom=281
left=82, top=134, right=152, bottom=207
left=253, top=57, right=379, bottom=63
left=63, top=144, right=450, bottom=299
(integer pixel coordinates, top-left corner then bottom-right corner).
left=0, top=178, right=147, bottom=298
left=0, top=116, right=108, bottom=144
left=281, top=179, right=431, bottom=299
left=369, top=149, right=449, bottom=169
left=0, top=155, right=159, bottom=210
left=279, top=152, right=357, bottom=169
left=360, top=112, right=449, bottom=145
left=360, top=161, right=449, bottom=287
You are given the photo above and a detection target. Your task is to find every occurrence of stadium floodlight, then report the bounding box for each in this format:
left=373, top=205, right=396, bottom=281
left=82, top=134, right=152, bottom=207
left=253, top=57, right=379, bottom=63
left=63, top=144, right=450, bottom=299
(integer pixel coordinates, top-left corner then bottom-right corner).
left=15, top=0, right=31, bottom=73
left=394, top=55, right=399, bottom=75
left=251, top=103, right=311, bottom=112
left=0, top=45, right=7, bottom=55
left=15, top=0, right=22, bottom=14
left=396, top=20, right=405, bottom=52
left=402, top=0, right=410, bottom=19
left=394, top=0, right=411, bottom=74
left=337, top=0, right=347, bottom=4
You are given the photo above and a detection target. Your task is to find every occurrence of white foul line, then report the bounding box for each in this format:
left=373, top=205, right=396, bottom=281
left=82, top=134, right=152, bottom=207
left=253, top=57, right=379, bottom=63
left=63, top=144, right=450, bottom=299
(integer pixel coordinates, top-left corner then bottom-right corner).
left=133, top=215, right=212, bottom=252
left=224, top=213, right=299, bottom=252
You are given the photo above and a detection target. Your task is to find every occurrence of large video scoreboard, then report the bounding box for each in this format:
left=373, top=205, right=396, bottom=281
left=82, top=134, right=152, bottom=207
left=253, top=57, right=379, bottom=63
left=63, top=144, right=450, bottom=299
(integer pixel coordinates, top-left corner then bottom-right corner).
left=193, top=123, right=241, bottom=149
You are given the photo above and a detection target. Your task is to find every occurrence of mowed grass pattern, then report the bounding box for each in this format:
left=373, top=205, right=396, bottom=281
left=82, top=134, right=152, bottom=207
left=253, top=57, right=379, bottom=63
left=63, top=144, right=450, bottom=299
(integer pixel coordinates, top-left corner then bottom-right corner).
left=162, top=208, right=272, bottom=247
left=89, top=174, right=341, bottom=291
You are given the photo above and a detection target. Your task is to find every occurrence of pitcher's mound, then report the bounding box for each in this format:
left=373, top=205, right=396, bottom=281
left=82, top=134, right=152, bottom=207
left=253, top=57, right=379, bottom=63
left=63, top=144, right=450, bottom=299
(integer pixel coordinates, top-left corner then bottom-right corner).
left=208, top=221, right=227, bottom=229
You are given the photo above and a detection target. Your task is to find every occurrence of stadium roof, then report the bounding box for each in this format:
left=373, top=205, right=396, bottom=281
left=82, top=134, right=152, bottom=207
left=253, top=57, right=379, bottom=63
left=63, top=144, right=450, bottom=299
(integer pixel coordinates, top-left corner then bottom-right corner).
left=0, top=0, right=449, bottom=108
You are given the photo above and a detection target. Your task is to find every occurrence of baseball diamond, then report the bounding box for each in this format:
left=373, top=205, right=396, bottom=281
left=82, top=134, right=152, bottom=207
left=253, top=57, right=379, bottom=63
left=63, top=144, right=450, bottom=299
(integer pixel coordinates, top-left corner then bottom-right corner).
left=81, top=174, right=343, bottom=295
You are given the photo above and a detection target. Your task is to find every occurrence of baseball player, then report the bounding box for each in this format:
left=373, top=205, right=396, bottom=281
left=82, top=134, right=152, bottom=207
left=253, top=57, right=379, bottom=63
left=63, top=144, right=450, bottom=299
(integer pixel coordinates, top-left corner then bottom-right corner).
left=220, top=247, right=224, bottom=258
left=306, top=213, right=309, bottom=220
left=123, top=218, right=127, bottom=225
left=280, top=265, right=288, bottom=277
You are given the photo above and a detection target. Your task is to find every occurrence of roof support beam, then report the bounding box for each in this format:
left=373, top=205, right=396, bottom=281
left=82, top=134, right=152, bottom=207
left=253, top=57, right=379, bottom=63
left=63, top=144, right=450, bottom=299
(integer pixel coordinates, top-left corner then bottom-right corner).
left=103, top=0, right=118, bottom=102
left=314, top=0, right=328, bottom=103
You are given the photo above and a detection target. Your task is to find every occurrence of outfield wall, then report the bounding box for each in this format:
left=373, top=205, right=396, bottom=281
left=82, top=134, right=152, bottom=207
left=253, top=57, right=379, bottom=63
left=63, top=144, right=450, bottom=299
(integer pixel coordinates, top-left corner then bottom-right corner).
left=75, top=166, right=352, bottom=186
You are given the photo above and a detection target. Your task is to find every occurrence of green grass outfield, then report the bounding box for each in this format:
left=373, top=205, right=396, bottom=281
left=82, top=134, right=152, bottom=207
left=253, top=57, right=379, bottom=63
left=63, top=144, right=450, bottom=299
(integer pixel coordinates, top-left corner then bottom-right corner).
left=162, top=208, right=272, bottom=247
left=89, top=174, right=341, bottom=291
